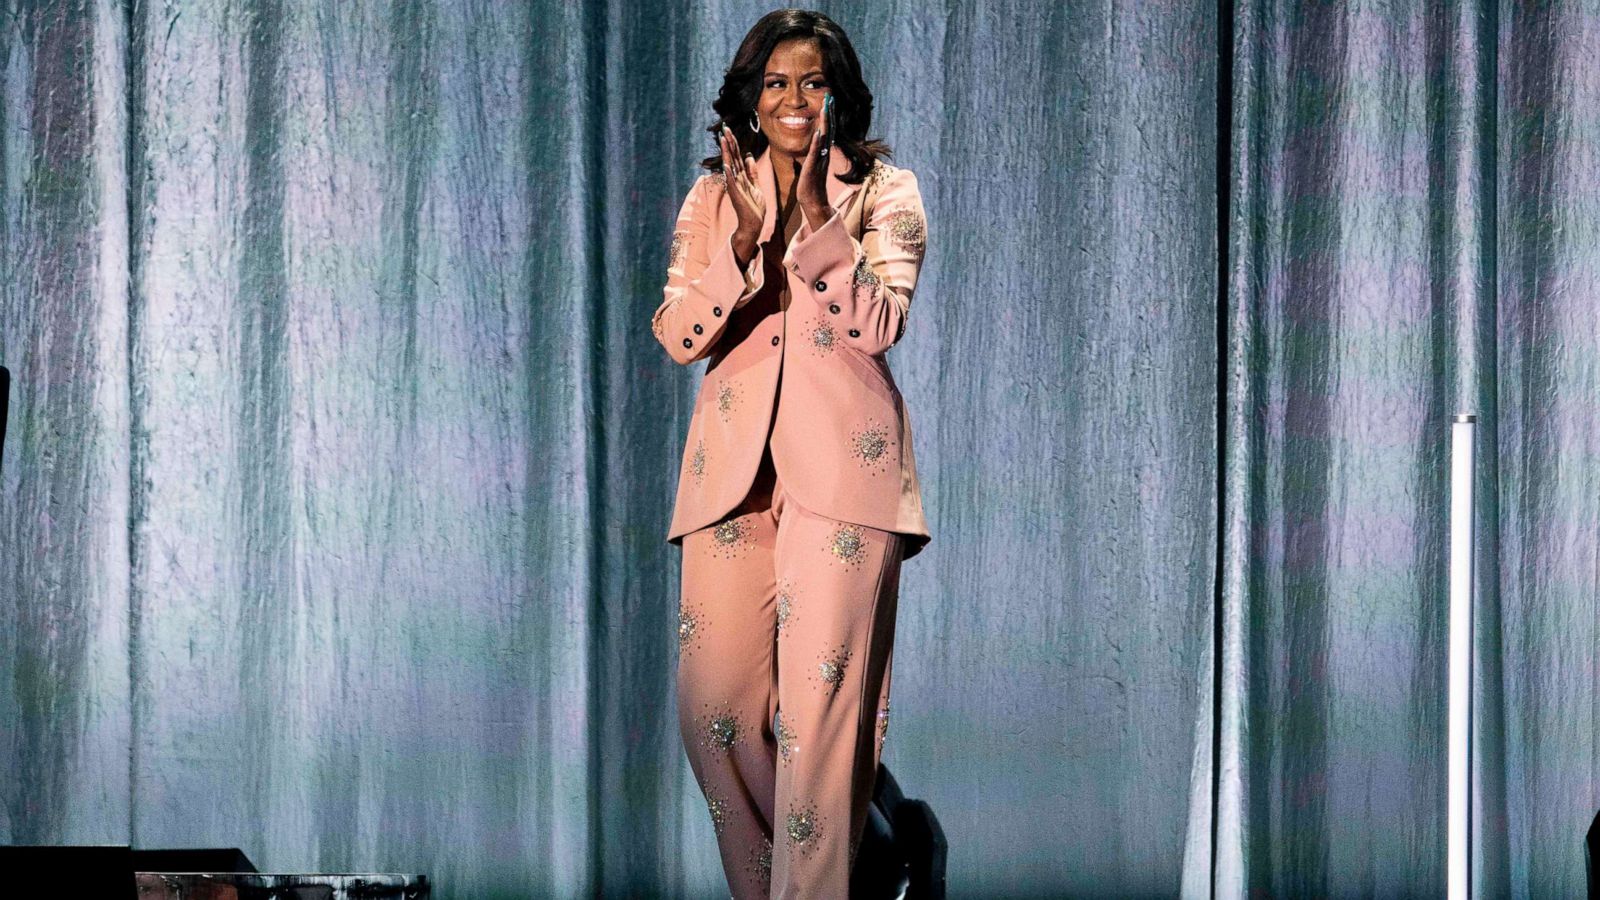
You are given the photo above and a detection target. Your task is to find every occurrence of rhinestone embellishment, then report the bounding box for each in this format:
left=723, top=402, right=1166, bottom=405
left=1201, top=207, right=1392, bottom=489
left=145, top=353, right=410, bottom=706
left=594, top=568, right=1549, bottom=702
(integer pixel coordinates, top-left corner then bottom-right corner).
left=668, top=231, right=688, bottom=271
left=746, top=836, right=772, bottom=887
left=848, top=421, right=893, bottom=473
left=702, top=706, right=741, bottom=752
left=678, top=602, right=705, bottom=653
left=884, top=207, right=926, bottom=255
left=877, top=701, right=891, bottom=751
left=852, top=254, right=881, bottom=293
left=864, top=160, right=894, bottom=194
left=775, top=580, right=796, bottom=634
left=716, top=381, right=739, bottom=422
left=813, top=645, right=852, bottom=693
left=706, top=790, right=729, bottom=836
left=705, top=170, right=727, bottom=189
left=808, top=318, right=838, bottom=356
left=785, top=802, right=823, bottom=857
left=854, top=429, right=887, bottom=460
left=827, top=524, right=867, bottom=567
left=709, top=516, right=753, bottom=559
left=689, top=440, right=706, bottom=483
left=775, top=709, right=799, bottom=762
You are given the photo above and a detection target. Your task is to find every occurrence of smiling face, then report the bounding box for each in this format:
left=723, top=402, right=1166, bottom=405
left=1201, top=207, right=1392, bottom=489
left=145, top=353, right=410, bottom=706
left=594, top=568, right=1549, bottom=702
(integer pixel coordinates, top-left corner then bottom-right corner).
left=757, top=38, right=831, bottom=164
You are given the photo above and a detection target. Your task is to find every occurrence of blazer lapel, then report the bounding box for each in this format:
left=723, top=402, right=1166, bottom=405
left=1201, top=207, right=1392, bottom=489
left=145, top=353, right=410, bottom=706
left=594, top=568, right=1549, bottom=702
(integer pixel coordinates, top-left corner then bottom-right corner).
left=824, top=145, right=859, bottom=210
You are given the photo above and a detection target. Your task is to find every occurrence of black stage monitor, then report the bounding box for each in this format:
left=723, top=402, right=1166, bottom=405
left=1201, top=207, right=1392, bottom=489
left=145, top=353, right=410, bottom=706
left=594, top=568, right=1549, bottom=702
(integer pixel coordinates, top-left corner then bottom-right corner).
left=1, top=365, right=9, bottom=475
left=0, top=845, right=137, bottom=899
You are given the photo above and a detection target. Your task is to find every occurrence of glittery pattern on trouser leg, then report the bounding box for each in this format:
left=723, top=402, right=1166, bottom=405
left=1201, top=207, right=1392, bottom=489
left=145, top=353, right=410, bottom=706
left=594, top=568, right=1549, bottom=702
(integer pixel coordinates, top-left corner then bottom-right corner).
left=769, top=494, right=904, bottom=899
left=677, top=478, right=783, bottom=900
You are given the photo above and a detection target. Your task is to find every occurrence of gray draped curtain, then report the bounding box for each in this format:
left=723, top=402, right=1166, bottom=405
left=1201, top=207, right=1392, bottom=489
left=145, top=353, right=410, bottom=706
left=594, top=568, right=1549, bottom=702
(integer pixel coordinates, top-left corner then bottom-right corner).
left=1, top=0, right=1593, bottom=896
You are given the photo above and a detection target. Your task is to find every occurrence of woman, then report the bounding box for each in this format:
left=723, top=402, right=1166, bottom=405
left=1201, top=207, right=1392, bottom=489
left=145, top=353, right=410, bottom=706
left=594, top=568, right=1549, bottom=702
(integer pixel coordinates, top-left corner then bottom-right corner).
left=652, top=9, right=930, bottom=897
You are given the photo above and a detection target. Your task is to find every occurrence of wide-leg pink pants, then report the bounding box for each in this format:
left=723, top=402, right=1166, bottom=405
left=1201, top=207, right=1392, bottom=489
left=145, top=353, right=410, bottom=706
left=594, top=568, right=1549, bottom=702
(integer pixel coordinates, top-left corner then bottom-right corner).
left=677, top=444, right=902, bottom=899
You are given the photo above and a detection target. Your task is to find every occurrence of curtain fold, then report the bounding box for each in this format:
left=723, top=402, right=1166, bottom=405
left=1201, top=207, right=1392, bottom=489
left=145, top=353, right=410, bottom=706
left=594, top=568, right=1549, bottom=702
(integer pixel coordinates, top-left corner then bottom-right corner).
left=1, top=1, right=1594, bottom=896
left=1, top=0, right=133, bottom=843
left=1215, top=0, right=1489, bottom=892
left=1493, top=2, right=1600, bottom=896
left=1206, top=1, right=1597, bottom=896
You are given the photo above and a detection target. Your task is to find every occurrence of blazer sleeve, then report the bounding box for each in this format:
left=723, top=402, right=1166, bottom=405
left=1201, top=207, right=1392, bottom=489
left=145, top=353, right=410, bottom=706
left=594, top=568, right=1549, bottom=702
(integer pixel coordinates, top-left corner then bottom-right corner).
left=785, top=165, right=927, bottom=356
left=652, top=174, right=767, bottom=365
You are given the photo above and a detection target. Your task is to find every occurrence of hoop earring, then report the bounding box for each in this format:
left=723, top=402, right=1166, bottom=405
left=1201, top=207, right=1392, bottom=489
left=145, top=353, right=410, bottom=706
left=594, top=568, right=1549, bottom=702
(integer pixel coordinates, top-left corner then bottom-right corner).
left=749, top=112, right=760, bottom=133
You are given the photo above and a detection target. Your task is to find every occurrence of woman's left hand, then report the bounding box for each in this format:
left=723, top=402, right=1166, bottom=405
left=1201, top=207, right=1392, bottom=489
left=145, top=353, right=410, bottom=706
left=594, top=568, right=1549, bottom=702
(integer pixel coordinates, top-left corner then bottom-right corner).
left=795, top=95, right=835, bottom=230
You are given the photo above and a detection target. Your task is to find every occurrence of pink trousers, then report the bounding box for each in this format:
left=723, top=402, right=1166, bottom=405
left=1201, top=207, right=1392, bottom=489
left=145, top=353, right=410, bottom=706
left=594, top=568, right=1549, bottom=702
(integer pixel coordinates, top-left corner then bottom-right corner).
left=677, top=444, right=902, bottom=898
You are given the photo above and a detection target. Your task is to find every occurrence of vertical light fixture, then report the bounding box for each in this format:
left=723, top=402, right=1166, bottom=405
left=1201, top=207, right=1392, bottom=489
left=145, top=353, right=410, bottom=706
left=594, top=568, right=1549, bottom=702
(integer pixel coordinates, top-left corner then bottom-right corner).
left=1448, top=414, right=1476, bottom=898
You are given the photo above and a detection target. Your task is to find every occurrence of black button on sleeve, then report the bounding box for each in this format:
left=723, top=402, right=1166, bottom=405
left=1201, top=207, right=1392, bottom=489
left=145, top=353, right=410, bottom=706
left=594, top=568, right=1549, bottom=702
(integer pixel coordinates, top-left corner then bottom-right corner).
left=712, top=306, right=723, bottom=317
left=682, top=338, right=693, bottom=348
left=848, top=328, right=861, bottom=338
left=771, top=335, right=780, bottom=346
left=828, top=303, right=841, bottom=314
left=693, top=323, right=703, bottom=334
left=814, top=280, right=827, bottom=292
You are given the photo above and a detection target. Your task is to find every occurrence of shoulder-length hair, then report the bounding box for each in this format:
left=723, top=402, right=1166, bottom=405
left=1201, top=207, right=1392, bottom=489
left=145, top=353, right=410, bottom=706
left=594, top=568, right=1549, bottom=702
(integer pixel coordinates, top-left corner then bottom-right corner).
left=699, top=9, right=892, bottom=184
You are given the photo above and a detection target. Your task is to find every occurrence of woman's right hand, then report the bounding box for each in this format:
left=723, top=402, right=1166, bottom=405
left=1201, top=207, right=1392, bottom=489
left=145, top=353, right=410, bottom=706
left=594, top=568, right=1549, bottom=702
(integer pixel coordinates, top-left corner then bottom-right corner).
left=720, top=125, right=766, bottom=245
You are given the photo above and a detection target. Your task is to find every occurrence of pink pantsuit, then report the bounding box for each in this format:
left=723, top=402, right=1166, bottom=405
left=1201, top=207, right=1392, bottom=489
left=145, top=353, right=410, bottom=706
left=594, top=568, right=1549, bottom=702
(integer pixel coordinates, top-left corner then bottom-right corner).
left=653, top=144, right=930, bottom=897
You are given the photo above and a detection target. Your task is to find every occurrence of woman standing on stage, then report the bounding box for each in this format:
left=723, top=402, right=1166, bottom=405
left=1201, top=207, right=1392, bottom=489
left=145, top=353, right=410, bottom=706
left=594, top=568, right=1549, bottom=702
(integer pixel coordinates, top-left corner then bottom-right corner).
left=652, top=9, right=931, bottom=896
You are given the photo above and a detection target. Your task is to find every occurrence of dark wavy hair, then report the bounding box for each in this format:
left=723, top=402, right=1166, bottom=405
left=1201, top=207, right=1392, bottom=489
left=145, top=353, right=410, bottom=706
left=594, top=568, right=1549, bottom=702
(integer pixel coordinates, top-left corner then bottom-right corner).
left=699, top=9, right=891, bottom=184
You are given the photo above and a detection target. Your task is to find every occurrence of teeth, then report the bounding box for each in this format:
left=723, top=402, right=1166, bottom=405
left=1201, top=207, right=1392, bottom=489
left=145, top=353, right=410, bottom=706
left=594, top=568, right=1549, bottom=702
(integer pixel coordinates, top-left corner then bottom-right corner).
left=780, top=117, right=809, bottom=125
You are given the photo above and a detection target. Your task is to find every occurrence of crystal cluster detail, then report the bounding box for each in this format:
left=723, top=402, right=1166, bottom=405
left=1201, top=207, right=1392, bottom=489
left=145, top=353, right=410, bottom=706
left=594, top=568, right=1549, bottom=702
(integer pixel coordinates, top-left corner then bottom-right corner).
left=863, top=160, right=894, bottom=194
left=706, top=790, right=729, bottom=836
left=709, top=516, right=753, bottom=560
left=852, top=254, right=881, bottom=293
left=812, top=645, right=853, bottom=694
left=775, top=709, right=798, bottom=763
left=668, top=231, right=688, bottom=271
left=884, top=207, right=926, bottom=255
left=848, top=421, right=893, bottom=473
left=700, top=704, right=741, bottom=754
left=785, top=802, right=824, bottom=858
left=689, top=440, right=706, bottom=483
left=775, top=580, right=796, bottom=635
left=744, top=836, right=773, bottom=890
left=827, top=524, right=867, bottom=567
left=677, top=600, right=707, bottom=655
left=807, top=318, right=838, bottom=356
left=716, top=381, right=739, bottom=421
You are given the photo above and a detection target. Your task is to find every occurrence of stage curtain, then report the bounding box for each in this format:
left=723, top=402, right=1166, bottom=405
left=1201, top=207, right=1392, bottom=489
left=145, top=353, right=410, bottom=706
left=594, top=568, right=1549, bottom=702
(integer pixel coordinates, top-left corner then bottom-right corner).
left=1201, top=1, right=1597, bottom=896
left=0, top=1, right=1592, bottom=896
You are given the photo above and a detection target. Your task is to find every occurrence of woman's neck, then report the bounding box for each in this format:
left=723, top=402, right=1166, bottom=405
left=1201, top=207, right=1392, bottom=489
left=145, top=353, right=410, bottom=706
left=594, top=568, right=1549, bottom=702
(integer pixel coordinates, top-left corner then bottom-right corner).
left=769, top=150, right=800, bottom=211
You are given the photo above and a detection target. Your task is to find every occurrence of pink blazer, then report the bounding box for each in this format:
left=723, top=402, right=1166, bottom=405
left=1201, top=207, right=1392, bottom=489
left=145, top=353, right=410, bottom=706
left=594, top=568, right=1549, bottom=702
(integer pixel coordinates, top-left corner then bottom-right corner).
left=652, top=145, right=932, bottom=560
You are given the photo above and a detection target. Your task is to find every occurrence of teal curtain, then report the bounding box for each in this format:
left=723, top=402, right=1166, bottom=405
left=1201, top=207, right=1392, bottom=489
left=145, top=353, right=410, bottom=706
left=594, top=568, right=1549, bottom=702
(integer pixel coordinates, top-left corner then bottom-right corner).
left=1, top=1, right=1594, bottom=896
left=1207, top=2, right=1597, bottom=896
